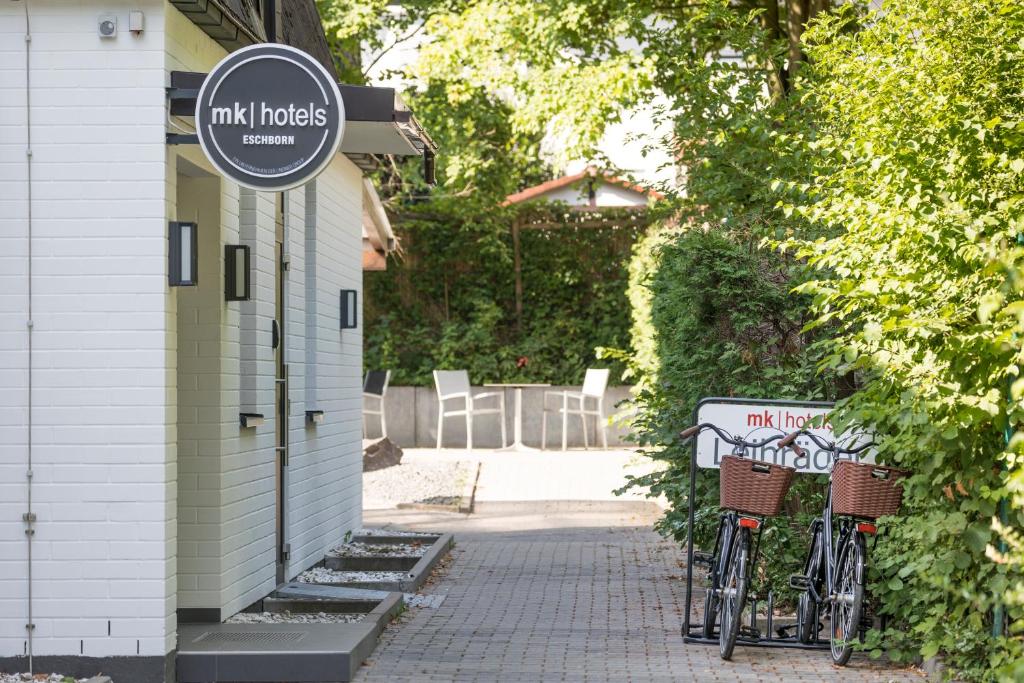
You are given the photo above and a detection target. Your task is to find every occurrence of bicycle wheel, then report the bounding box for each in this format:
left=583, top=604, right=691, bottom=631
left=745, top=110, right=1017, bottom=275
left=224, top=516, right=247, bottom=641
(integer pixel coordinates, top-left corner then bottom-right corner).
left=797, top=523, right=823, bottom=644
left=830, top=531, right=865, bottom=665
left=702, top=519, right=733, bottom=639
left=719, top=527, right=750, bottom=660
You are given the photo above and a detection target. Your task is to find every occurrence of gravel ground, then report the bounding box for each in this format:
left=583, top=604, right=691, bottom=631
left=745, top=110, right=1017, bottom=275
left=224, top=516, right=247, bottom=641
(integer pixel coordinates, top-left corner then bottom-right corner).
left=297, top=567, right=407, bottom=584
left=356, top=528, right=437, bottom=537
left=328, top=542, right=427, bottom=558
left=226, top=611, right=366, bottom=625
left=363, top=460, right=473, bottom=509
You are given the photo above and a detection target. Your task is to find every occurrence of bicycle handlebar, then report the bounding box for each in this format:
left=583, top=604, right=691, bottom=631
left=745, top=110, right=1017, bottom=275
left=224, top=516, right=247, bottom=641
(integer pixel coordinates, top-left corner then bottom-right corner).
left=680, top=424, right=874, bottom=460
left=779, top=429, right=875, bottom=455
left=679, top=425, right=700, bottom=439
left=679, top=423, right=785, bottom=450
left=778, top=430, right=808, bottom=458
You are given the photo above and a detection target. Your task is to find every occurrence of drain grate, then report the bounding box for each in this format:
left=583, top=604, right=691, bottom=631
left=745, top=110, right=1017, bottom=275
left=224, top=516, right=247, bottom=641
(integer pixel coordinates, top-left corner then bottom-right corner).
left=193, top=631, right=307, bottom=647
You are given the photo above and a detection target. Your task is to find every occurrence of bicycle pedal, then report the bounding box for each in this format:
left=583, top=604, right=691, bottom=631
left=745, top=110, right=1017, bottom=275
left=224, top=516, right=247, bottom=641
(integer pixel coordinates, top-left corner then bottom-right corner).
left=789, top=574, right=811, bottom=591
left=693, top=551, right=713, bottom=568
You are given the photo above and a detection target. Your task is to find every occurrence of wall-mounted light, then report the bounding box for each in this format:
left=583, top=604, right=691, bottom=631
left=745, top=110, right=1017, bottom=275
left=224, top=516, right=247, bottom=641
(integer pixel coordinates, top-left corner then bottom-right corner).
left=169, top=221, right=198, bottom=287
left=340, top=289, right=357, bottom=329
left=224, top=245, right=251, bottom=301
left=424, top=149, right=436, bottom=186
left=306, top=410, right=325, bottom=426
left=240, top=412, right=264, bottom=428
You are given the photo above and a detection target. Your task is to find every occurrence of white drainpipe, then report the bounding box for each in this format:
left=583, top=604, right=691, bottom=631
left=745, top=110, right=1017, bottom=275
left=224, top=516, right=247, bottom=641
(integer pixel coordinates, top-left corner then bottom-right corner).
left=18, top=0, right=36, bottom=672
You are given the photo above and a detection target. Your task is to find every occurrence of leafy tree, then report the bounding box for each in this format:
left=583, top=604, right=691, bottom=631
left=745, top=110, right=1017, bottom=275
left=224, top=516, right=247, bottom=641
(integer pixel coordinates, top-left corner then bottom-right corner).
left=320, top=0, right=1024, bottom=674
left=778, top=0, right=1024, bottom=677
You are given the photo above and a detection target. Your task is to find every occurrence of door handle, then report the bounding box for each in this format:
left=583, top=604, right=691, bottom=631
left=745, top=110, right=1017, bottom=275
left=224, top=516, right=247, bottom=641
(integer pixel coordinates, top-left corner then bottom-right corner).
left=272, top=320, right=280, bottom=349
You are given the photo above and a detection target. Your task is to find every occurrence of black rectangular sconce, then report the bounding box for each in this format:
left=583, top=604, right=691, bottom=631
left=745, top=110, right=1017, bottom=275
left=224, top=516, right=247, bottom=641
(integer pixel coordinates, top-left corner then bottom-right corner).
left=169, top=221, right=198, bottom=287
left=306, top=410, right=325, bottom=426
left=225, top=244, right=251, bottom=301
left=424, top=149, right=436, bottom=186
left=240, top=412, right=264, bottom=428
left=340, top=289, right=357, bottom=329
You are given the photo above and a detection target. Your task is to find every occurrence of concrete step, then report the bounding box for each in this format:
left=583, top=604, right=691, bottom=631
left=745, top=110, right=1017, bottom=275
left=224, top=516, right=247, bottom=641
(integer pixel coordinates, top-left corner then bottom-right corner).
left=323, top=553, right=420, bottom=571
left=176, top=593, right=402, bottom=683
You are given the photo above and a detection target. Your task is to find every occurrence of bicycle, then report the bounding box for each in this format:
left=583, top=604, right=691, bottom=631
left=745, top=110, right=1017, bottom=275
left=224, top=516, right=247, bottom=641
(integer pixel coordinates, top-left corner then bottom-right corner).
left=679, top=423, right=795, bottom=660
left=779, top=429, right=907, bottom=665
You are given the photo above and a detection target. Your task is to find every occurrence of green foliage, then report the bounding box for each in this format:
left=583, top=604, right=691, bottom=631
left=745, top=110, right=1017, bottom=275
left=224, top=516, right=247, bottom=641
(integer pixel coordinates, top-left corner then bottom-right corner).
left=364, top=200, right=644, bottom=386
left=622, top=224, right=832, bottom=595
left=412, top=0, right=655, bottom=167
left=776, top=0, right=1024, bottom=677
left=324, top=0, right=1024, bottom=674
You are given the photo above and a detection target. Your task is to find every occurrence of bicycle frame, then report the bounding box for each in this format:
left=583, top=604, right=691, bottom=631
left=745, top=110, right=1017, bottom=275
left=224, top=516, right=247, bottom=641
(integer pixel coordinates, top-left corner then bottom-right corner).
left=795, top=431, right=872, bottom=610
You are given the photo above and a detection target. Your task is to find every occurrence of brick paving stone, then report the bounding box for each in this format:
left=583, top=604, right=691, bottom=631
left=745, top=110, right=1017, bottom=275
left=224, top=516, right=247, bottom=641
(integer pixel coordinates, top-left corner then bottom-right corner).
left=356, top=505, right=922, bottom=682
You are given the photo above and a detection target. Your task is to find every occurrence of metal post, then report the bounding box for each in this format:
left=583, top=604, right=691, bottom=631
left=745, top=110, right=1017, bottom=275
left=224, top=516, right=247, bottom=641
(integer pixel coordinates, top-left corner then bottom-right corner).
left=683, top=404, right=699, bottom=636
left=994, top=232, right=1023, bottom=638
left=264, top=0, right=276, bottom=43
left=994, top=419, right=1011, bottom=638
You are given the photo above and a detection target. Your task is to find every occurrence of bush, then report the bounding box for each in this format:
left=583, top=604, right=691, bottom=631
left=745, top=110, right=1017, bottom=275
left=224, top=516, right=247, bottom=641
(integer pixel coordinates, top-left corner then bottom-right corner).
left=622, top=224, right=833, bottom=599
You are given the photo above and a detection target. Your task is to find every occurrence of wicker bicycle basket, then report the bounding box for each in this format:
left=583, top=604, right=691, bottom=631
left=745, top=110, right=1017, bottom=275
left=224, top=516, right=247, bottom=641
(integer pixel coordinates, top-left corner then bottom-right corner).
left=719, top=455, right=796, bottom=517
left=832, top=459, right=909, bottom=519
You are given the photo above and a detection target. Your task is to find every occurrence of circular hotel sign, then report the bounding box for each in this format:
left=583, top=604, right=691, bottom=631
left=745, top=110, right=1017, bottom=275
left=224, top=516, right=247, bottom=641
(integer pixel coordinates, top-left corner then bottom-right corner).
left=195, top=44, right=345, bottom=192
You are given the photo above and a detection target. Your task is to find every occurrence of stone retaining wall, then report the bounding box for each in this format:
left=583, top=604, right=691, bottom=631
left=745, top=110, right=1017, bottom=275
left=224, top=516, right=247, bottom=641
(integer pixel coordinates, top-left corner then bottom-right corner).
left=367, top=386, right=636, bottom=449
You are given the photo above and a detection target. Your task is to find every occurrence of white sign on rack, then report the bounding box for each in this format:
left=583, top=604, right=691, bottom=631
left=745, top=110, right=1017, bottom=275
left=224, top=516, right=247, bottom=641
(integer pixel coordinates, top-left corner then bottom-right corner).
left=693, top=399, right=872, bottom=475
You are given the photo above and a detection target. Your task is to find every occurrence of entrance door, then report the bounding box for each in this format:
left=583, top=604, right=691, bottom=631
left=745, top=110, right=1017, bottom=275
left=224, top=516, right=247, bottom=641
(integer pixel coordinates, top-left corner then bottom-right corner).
left=274, top=200, right=288, bottom=584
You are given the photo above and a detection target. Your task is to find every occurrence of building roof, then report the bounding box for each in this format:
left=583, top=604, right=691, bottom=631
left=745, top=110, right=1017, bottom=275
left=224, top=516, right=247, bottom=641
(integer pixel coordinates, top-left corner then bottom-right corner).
left=503, top=166, right=664, bottom=207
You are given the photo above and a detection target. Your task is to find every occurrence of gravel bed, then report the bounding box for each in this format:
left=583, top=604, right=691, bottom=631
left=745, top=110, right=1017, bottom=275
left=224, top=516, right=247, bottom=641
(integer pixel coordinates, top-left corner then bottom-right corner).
left=328, top=541, right=427, bottom=558
left=297, top=567, right=407, bottom=584
left=363, top=460, right=473, bottom=509
left=356, top=528, right=437, bottom=538
left=1, top=676, right=101, bottom=683
left=226, top=611, right=365, bottom=625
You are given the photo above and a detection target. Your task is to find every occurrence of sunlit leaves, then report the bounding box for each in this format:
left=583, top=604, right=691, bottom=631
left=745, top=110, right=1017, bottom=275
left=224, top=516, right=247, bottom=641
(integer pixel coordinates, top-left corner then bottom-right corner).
left=779, top=0, right=1024, bottom=677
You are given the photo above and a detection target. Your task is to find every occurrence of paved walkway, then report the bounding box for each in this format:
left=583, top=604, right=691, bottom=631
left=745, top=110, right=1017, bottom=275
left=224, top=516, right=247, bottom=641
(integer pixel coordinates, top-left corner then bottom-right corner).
left=357, top=503, right=921, bottom=682
left=396, top=448, right=669, bottom=505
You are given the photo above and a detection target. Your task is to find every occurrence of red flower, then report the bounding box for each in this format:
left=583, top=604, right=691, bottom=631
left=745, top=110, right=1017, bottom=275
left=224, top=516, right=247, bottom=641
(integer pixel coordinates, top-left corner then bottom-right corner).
left=516, top=356, right=529, bottom=368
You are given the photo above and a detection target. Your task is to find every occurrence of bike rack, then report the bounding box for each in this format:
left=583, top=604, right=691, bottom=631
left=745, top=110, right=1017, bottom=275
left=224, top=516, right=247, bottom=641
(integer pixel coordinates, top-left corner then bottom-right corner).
left=681, top=397, right=834, bottom=651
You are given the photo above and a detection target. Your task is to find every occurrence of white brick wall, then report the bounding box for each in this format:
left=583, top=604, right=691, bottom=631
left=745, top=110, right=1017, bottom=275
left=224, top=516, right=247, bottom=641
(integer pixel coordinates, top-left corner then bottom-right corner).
left=0, top=0, right=171, bottom=659
left=166, top=1, right=364, bottom=619
left=287, top=156, right=364, bottom=572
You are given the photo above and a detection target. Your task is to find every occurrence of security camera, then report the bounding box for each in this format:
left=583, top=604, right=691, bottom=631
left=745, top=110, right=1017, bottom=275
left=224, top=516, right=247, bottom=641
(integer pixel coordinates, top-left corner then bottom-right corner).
left=98, top=14, right=117, bottom=38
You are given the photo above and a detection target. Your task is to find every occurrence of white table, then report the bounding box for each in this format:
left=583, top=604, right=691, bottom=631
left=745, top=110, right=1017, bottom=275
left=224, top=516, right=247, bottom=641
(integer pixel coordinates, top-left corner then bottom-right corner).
left=483, top=383, right=551, bottom=451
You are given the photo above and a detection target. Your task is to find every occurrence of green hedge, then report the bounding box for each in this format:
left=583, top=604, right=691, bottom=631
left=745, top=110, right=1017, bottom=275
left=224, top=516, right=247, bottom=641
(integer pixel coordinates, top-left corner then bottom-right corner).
left=364, top=202, right=645, bottom=387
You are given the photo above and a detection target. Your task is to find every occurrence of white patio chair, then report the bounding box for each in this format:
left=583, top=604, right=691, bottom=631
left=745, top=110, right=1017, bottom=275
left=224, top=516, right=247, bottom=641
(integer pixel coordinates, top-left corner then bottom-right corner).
left=433, top=370, right=507, bottom=449
left=541, top=368, right=610, bottom=451
left=362, top=370, right=391, bottom=439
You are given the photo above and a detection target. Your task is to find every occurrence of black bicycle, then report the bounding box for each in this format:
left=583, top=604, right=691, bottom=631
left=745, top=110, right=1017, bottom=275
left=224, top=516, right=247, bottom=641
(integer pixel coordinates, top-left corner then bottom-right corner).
left=680, top=424, right=794, bottom=660
left=779, top=430, right=906, bottom=665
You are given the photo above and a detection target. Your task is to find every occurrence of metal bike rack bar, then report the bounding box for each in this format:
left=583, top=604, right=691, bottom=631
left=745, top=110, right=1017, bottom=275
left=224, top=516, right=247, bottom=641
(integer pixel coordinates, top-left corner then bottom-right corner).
left=681, top=396, right=833, bottom=651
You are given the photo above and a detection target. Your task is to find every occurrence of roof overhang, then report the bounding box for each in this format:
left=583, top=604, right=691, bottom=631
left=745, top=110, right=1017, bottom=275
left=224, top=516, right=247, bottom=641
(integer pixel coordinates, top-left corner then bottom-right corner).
left=339, top=85, right=437, bottom=159
left=504, top=166, right=664, bottom=207
left=169, top=0, right=265, bottom=51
